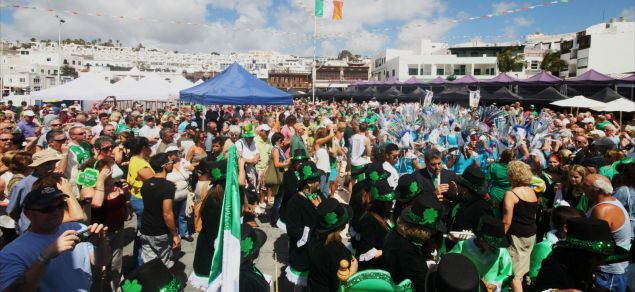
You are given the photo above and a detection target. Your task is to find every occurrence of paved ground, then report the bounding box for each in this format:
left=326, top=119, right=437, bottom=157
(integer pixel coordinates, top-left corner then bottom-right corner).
left=121, top=189, right=351, bottom=291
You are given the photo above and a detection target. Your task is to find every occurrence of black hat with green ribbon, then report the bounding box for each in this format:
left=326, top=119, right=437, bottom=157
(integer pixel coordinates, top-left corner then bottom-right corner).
left=475, top=216, right=509, bottom=248
left=369, top=179, right=397, bottom=202
left=296, top=161, right=324, bottom=183
left=364, top=162, right=390, bottom=183
left=120, top=258, right=182, bottom=292
left=209, top=159, right=227, bottom=184
left=400, top=195, right=446, bottom=233
left=316, top=198, right=353, bottom=233
left=341, top=269, right=414, bottom=292
left=456, top=165, right=487, bottom=197
left=291, top=149, right=310, bottom=161
left=396, top=174, right=427, bottom=203
left=556, top=217, right=629, bottom=259
left=351, top=163, right=369, bottom=181
left=240, top=223, right=267, bottom=263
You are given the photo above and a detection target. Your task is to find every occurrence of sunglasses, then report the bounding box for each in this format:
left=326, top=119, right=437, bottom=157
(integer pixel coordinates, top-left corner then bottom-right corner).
left=54, top=137, right=68, bottom=142
left=27, top=202, right=66, bottom=214
left=100, top=145, right=114, bottom=152
left=0, top=138, right=12, bottom=142
left=49, top=124, right=62, bottom=127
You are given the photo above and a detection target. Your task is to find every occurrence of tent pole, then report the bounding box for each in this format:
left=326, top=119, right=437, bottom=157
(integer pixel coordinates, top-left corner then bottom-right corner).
left=312, top=15, right=317, bottom=104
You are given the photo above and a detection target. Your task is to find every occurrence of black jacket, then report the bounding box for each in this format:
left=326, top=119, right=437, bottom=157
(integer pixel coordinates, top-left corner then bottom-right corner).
left=285, top=193, right=319, bottom=271
left=383, top=229, right=429, bottom=292
left=416, top=168, right=459, bottom=202
left=239, top=264, right=269, bottom=292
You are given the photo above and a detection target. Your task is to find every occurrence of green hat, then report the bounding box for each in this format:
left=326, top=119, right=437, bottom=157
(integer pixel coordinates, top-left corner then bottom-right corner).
left=364, top=163, right=389, bottom=183
left=291, top=149, right=310, bottom=161
left=242, top=123, right=255, bottom=138
left=369, top=180, right=397, bottom=202
left=209, top=159, right=227, bottom=183
left=316, top=198, right=353, bottom=233
left=295, top=161, right=324, bottom=183
left=351, top=164, right=369, bottom=181
left=475, top=216, right=509, bottom=248
left=195, top=104, right=204, bottom=111
left=341, top=269, right=414, bottom=292
left=396, top=174, right=427, bottom=203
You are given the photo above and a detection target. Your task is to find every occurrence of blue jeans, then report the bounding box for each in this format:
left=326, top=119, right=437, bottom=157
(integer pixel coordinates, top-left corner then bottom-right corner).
left=173, top=199, right=189, bottom=237
left=130, top=196, right=144, bottom=267
left=319, top=173, right=330, bottom=199
left=595, top=271, right=628, bottom=292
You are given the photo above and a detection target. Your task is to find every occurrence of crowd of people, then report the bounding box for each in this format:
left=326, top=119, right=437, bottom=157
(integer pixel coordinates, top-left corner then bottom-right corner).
left=0, top=98, right=633, bottom=291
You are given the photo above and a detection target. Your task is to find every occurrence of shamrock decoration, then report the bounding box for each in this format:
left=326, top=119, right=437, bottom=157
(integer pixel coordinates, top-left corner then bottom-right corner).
left=122, top=279, right=142, bottom=292
left=302, top=165, right=313, bottom=178
left=211, top=168, right=223, bottom=180
left=369, top=171, right=380, bottom=182
left=241, top=237, right=254, bottom=256
left=306, top=192, right=319, bottom=200
left=422, top=208, right=438, bottom=224
left=76, top=168, right=99, bottom=187
left=409, top=182, right=420, bottom=195
left=324, top=211, right=338, bottom=226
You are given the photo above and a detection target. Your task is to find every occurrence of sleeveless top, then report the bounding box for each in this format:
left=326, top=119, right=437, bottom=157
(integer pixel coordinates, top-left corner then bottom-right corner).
left=508, top=189, right=539, bottom=237
left=315, top=145, right=330, bottom=173
left=587, top=199, right=632, bottom=274
left=350, top=134, right=369, bottom=167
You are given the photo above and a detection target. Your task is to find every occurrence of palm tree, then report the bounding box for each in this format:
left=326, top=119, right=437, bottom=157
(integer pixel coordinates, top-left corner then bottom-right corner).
left=496, top=47, right=525, bottom=72
left=540, top=50, right=567, bottom=75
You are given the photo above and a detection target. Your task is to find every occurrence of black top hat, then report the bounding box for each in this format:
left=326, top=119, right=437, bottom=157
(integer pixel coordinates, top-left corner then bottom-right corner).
left=427, top=253, right=486, bottom=292
left=396, top=174, right=427, bottom=203
left=296, top=161, right=324, bottom=183
left=556, top=217, right=629, bottom=258
left=209, top=159, right=227, bottom=183
left=240, top=223, right=267, bottom=263
left=369, top=179, right=397, bottom=202
left=400, top=195, right=446, bottom=233
left=120, top=258, right=182, bottom=292
left=456, top=165, right=487, bottom=197
left=291, top=149, right=310, bottom=161
left=364, top=162, right=390, bottom=183
left=475, top=216, right=509, bottom=248
left=316, top=198, right=353, bottom=233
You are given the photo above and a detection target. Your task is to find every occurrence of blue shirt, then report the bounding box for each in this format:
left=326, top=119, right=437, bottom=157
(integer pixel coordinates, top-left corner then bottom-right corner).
left=178, top=121, right=198, bottom=133
left=0, top=222, right=94, bottom=291
left=17, top=120, right=37, bottom=138
left=6, top=175, right=39, bottom=234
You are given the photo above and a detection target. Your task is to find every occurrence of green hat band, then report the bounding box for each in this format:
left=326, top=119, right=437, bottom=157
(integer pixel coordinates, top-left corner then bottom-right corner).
left=406, top=208, right=439, bottom=228
left=457, top=176, right=483, bottom=195
left=121, top=276, right=181, bottom=292
left=560, top=237, right=615, bottom=255
left=370, top=187, right=396, bottom=202
left=479, top=233, right=508, bottom=248
left=342, top=269, right=414, bottom=292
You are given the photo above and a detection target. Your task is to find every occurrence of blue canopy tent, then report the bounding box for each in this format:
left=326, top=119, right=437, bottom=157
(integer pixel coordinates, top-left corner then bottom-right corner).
left=180, top=63, right=292, bottom=105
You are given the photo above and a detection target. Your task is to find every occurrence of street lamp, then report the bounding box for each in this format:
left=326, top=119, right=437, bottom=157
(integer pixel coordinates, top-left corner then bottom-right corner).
left=55, top=15, right=65, bottom=85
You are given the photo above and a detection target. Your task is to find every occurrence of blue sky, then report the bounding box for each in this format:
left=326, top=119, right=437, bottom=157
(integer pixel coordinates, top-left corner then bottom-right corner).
left=0, top=0, right=633, bottom=55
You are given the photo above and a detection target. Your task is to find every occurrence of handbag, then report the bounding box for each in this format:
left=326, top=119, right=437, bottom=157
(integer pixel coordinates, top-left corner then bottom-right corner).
left=264, top=148, right=284, bottom=185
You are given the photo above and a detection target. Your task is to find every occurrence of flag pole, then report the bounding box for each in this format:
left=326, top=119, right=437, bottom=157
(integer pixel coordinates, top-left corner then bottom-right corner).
left=312, top=14, right=317, bottom=104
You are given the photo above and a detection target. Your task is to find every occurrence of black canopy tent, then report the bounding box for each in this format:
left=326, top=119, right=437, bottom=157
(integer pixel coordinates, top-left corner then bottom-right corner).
left=522, top=86, right=568, bottom=106
left=590, top=87, right=626, bottom=103
left=481, top=87, right=522, bottom=104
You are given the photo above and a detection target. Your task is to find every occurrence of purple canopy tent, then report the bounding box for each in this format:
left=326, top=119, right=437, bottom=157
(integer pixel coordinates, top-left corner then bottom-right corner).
left=351, top=80, right=365, bottom=86
left=403, top=76, right=420, bottom=84
left=427, top=76, right=447, bottom=85
left=382, top=77, right=401, bottom=85
left=366, top=78, right=380, bottom=85
left=482, top=72, right=518, bottom=84
left=451, top=75, right=480, bottom=84
left=520, top=71, right=562, bottom=84
left=620, top=74, right=635, bottom=83
left=566, top=69, right=615, bottom=84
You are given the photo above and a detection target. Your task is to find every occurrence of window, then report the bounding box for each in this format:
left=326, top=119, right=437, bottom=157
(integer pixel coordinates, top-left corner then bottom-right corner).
left=19, top=78, right=25, bottom=83
left=33, top=78, right=40, bottom=84
left=408, top=68, right=418, bottom=76
left=436, top=68, right=444, bottom=75
left=474, top=69, right=482, bottom=76
left=53, top=70, right=58, bottom=75
left=531, top=61, right=539, bottom=70
left=470, top=51, right=478, bottom=57
left=577, top=57, right=588, bottom=69
left=46, top=57, right=51, bottom=62
left=392, top=70, right=395, bottom=77
left=63, top=59, right=68, bottom=65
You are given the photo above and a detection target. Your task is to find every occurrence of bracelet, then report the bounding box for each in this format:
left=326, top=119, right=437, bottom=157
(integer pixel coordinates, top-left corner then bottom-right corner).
left=37, top=253, right=51, bottom=265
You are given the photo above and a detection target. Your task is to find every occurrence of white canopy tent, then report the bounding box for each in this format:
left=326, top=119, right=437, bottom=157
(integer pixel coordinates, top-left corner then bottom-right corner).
left=111, top=76, right=138, bottom=95
left=115, top=73, right=174, bottom=100
left=29, top=74, right=113, bottom=101
left=169, top=76, right=194, bottom=93
left=551, top=95, right=606, bottom=109
left=591, top=98, right=635, bottom=112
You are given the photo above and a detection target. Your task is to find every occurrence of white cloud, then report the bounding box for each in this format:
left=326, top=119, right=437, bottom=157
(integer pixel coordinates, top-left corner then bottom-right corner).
left=491, top=2, right=517, bottom=14
left=513, top=16, right=533, bottom=27
left=395, top=18, right=457, bottom=49
left=619, top=6, right=635, bottom=21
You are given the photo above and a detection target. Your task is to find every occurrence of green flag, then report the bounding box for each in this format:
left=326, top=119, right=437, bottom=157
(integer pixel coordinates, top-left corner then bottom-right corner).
left=207, top=145, right=241, bottom=291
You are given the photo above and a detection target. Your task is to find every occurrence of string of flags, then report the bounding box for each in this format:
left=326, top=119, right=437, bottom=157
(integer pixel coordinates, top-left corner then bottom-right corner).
left=0, top=0, right=572, bottom=42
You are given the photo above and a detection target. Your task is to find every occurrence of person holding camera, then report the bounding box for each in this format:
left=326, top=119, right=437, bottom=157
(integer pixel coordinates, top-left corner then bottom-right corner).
left=0, top=186, right=110, bottom=291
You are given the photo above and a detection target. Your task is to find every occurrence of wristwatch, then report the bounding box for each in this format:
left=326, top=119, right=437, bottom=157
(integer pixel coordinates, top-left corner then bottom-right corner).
left=37, top=253, right=51, bottom=265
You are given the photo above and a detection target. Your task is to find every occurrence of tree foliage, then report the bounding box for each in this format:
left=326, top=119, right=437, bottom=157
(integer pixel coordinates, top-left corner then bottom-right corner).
left=337, top=50, right=359, bottom=61
left=61, top=65, right=78, bottom=78
left=540, top=50, right=567, bottom=75
left=496, top=47, right=525, bottom=72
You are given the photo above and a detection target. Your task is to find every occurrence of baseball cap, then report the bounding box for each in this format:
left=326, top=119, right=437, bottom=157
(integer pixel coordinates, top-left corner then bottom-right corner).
left=256, top=124, right=271, bottom=132
left=23, top=110, right=36, bottom=117
left=29, top=148, right=63, bottom=167
left=165, top=145, right=179, bottom=153
left=23, top=187, right=68, bottom=209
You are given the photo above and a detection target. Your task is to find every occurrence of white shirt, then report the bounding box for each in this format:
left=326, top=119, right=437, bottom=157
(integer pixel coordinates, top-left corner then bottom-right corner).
left=383, top=161, right=399, bottom=189
left=139, top=125, right=160, bottom=139
left=350, top=133, right=370, bottom=167
left=235, top=138, right=258, bottom=160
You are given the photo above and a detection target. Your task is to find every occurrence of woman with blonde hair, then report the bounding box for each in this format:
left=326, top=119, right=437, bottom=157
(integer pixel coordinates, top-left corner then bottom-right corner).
left=557, top=164, right=590, bottom=212
left=503, top=160, right=539, bottom=291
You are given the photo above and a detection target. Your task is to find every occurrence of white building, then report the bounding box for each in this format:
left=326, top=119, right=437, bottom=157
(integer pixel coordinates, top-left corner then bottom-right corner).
left=560, top=18, right=635, bottom=78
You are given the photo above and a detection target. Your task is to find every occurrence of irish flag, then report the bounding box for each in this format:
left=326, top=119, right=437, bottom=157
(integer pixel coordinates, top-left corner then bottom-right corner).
left=207, top=145, right=241, bottom=291
left=315, top=0, right=343, bottom=20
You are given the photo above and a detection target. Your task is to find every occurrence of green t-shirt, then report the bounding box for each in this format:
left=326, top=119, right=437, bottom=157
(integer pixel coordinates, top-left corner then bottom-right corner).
left=449, top=238, right=513, bottom=288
